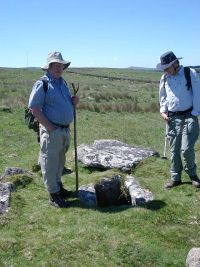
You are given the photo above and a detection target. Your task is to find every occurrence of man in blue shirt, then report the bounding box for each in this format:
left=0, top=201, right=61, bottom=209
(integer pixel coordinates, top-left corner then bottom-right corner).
left=29, top=51, right=79, bottom=207
left=157, top=51, right=200, bottom=189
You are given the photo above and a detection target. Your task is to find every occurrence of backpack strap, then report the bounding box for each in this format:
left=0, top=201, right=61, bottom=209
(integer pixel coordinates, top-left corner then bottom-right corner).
left=184, top=67, right=192, bottom=90
left=163, top=67, right=192, bottom=91
left=41, top=79, right=48, bottom=93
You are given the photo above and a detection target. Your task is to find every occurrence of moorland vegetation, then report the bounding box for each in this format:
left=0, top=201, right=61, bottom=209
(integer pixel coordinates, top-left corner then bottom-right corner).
left=0, top=67, right=200, bottom=266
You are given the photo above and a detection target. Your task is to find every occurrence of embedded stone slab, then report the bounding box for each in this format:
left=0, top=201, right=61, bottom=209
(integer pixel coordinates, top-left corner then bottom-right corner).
left=77, top=139, right=158, bottom=172
left=0, top=167, right=28, bottom=215
left=0, top=182, right=13, bottom=215
left=94, top=175, right=125, bottom=207
left=78, top=183, right=97, bottom=206
left=78, top=174, right=154, bottom=207
left=124, top=175, right=154, bottom=206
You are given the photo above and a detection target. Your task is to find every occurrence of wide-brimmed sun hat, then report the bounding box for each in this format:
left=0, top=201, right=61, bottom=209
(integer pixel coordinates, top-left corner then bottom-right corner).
left=156, top=51, right=182, bottom=71
left=41, top=51, right=71, bottom=71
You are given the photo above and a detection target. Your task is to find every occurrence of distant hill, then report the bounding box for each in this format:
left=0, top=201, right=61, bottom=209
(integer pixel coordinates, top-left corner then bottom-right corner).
left=128, top=65, right=200, bottom=72
left=128, top=66, right=158, bottom=71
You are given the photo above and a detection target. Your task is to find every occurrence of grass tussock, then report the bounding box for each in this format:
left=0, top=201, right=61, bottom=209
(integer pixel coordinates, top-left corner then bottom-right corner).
left=78, top=100, right=158, bottom=113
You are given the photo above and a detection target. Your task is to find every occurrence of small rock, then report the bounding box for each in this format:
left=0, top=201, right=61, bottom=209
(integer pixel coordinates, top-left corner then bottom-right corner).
left=78, top=184, right=97, bottom=206
left=186, top=248, right=200, bottom=267
left=0, top=182, right=13, bottom=215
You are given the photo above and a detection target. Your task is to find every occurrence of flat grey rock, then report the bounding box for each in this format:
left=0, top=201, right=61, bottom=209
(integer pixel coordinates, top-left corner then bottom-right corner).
left=0, top=182, right=13, bottom=215
left=77, top=139, right=158, bottom=171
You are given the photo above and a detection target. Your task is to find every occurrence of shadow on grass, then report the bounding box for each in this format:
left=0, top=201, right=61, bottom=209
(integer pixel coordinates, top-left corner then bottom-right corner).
left=8, top=175, right=33, bottom=190
left=67, top=199, right=167, bottom=212
left=0, top=106, right=12, bottom=113
left=67, top=198, right=132, bottom=212
left=92, top=200, right=166, bottom=213
left=62, top=167, right=73, bottom=175
left=180, top=181, right=192, bottom=186
left=66, top=197, right=166, bottom=213
left=144, top=200, right=166, bottom=211
left=32, top=164, right=73, bottom=176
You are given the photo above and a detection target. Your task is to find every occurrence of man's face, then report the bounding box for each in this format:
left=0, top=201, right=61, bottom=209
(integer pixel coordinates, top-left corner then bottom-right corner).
left=48, top=63, right=65, bottom=78
left=164, top=62, right=179, bottom=76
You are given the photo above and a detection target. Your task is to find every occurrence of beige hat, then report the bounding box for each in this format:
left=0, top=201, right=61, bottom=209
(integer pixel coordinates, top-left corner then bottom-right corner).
left=41, top=51, right=71, bottom=71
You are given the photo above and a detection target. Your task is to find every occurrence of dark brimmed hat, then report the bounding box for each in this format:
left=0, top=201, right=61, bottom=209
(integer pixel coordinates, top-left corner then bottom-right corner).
left=156, top=51, right=182, bottom=70
left=41, top=51, right=71, bottom=71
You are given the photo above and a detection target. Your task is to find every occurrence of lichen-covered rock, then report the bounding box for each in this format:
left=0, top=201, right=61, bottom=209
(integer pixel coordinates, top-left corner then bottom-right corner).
left=78, top=174, right=153, bottom=208
left=186, top=248, right=200, bottom=267
left=124, top=175, right=154, bottom=206
left=77, top=139, right=158, bottom=172
left=0, top=182, right=13, bottom=215
left=78, top=184, right=97, bottom=206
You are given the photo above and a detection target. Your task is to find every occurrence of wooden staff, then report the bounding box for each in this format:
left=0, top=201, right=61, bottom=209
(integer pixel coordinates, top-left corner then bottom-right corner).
left=71, top=82, right=79, bottom=192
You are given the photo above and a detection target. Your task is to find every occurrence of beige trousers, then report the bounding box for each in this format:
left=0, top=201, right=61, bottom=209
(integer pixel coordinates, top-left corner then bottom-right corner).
left=39, top=125, right=70, bottom=193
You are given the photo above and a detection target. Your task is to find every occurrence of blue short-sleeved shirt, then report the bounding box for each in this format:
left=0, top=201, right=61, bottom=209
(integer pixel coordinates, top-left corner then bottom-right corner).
left=28, top=72, right=74, bottom=125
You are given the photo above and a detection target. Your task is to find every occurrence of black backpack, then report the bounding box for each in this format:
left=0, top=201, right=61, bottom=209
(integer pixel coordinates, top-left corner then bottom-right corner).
left=25, top=79, right=48, bottom=141
left=164, top=66, right=192, bottom=90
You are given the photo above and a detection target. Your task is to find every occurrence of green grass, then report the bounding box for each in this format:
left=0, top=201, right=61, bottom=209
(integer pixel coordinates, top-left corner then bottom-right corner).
left=0, top=68, right=200, bottom=266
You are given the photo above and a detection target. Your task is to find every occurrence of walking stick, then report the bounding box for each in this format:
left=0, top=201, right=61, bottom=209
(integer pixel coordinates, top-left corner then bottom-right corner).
left=71, top=82, right=79, bottom=192
left=161, top=123, right=168, bottom=160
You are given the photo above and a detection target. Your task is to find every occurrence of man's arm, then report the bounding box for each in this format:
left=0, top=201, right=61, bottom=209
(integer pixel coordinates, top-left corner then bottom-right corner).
left=159, top=75, right=169, bottom=122
left=31, top=108, right=56, bottom=132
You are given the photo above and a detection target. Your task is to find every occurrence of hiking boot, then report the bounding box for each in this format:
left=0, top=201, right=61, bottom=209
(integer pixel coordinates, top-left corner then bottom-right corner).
left=59, top=182, right=74, bottom=198
left=165, top=180, right=182, bottom=189
left=49, top=191, right=69, bottom=208
left=190, top=175, right=200, bottom=188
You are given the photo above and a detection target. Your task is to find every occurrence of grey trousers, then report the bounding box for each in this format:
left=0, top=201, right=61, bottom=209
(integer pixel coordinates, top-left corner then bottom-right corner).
left=167, top=114, right=199, bottom=181
left=39, top=125, right=70, bottom=193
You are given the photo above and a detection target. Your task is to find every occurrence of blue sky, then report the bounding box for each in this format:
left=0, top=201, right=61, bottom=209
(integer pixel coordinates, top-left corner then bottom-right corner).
left=1, top=0, right=200, bottom=68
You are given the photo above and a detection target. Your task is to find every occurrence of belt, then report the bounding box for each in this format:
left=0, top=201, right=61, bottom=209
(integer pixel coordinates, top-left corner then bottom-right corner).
left=168, top=107, right=192, bottom=116
left=53, top=123, right=69, bottom=129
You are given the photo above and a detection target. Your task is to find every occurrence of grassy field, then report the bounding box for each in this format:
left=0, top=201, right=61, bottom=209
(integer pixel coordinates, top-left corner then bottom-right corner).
left=0, top=67, right=200, bottom=266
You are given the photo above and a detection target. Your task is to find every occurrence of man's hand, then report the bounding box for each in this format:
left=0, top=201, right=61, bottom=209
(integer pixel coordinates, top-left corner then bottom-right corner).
left=161, top=112, right=170, bottom=122
left=72, top=95, right=79, bottom=106
left=31, top=107, right=57, bottom=132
